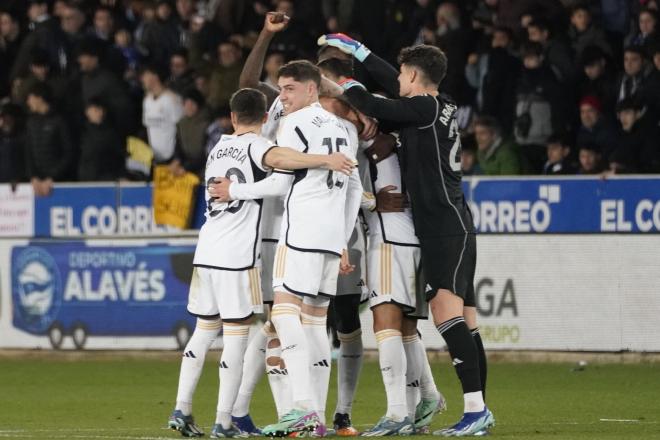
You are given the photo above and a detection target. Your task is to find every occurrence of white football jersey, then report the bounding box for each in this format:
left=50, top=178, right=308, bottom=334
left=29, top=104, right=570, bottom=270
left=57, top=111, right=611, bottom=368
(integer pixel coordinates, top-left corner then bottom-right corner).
left=362, top=134, right=418, bottom=246
left=263, top=96, right=285, bottom=141
left=261, top=96, right=287, bottom=241
left=142, top=90, right=183, bottom=162
left=193, top=133, right=272, bottom=269
left=277, top=103, right=357, bottom=256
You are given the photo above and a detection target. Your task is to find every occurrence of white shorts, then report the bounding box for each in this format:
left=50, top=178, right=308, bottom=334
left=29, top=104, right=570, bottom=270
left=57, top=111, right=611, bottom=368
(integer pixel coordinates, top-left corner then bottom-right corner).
left=260, top=240, right=277, bottom=303
left=272, top=245, right=340, bottom=297
left=337, top=222, right=368, bottom=297
left=367, top=242, right=428, bottom=319
left=188, top=266, right=264, bottom=321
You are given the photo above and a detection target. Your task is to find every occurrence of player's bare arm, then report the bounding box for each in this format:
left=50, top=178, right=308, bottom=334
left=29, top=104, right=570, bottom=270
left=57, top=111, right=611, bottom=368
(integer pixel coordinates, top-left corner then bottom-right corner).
left=239, top=12, right=289, bottom=105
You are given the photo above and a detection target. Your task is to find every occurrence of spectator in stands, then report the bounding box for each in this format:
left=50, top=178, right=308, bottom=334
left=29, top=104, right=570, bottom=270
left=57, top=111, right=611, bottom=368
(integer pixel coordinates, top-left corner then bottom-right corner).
left=576, top=95, right=618, bottom=160
left=207, top=40, right=243, bottom=112
left=114, top=28, right=141, bottom=91
left=56, top=3, right=88, bottom=76
left=176, top=0, right=196, bottom=44
left=268, top=0, right=316, bottom=59
left=425, top=2, right=473, bottom=102
left=465, top=26, right=520, bottom=133
left=461, top=141, right=482, bottom=175
left=543, top=134, right=576, bottom=175
left=0, top=102, right=25, bottom=183
left=205, top=105, right=232, bottom=155
left=568, top=4, right=612, bottom=59
left=141, top=64, right=183, bottom=164
left=616, top=45, right=651, bottom=104
left=643, top=43, right=660, bottom=118
left=577, top=143, right=604, bottom=174
left=513, top=42, right=565, bottom=173
left=475, top=115, right=522, bottom=175
left=612, top=97, right=660, bottom=173
left=140, top=0, right=182, bottom=69
left=24, top=83, right=74, bottom=194
left=167, top=48, right=195, bottom=97
left=12, top=49, right=66, bottom=109
left=578, top=46, right=618, bottom=115
left=91, top=6, right=115, bottom=42
left=186, top=13, right=224, bottom=71
left=173, top=88, right=210, bottom=177
left=79, top=99, right=125, bottom=181
left=10, top=0, right=61, bottom=80
left=527, top=17, right=576, bottom=84
left=77, top=38, right=136, bottom=138
left=263, top=51, right=285, bottom=89
left=625, top=8, right=658, bottom=51
left=0, top=11, right=23, bottom=98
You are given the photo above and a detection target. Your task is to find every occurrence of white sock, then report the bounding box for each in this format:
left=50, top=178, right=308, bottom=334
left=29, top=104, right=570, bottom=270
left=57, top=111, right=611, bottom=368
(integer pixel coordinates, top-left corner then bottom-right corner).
left=216, top=324, right=250, bottom=428
left=403, top=334, right=422, bottom=421
left=334, top=329, right=363, bottom=416
left=416, top=337, right=441, bottom=401
left=375, top=329, right=407, bottom=421
left=175, top=318, right=221, bottom=415
left=271, top=303, right=313, bottom=411
left=266, top=333, right=292, bottom=418
left=303, top=313, right=331, bottom=424
left=464, top=391, right=486, bottom=413
left=232, top=326, right=268, bottom=417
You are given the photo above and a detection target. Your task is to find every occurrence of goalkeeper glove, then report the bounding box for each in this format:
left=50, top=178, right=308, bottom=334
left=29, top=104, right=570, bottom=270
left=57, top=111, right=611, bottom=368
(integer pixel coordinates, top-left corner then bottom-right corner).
left=317, top=33, right=371, bottom=62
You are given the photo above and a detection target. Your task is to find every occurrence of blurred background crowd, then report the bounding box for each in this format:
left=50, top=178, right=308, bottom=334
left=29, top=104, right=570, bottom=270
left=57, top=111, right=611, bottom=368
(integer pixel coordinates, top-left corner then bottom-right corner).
left=1, top=0, right=659, bottom=193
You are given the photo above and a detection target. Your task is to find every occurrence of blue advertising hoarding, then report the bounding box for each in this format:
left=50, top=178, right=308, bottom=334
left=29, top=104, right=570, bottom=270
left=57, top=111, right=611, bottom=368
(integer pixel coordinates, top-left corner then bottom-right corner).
left=464, top=177, right=660, bottom=233
left=11, top=241, right=197, bottom=349
left=26, top=177, right=660, bottom=237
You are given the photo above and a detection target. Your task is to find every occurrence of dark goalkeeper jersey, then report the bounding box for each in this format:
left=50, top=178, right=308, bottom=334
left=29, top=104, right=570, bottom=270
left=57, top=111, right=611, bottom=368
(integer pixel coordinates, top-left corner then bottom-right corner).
left=345, top=53, right=475, bottom=237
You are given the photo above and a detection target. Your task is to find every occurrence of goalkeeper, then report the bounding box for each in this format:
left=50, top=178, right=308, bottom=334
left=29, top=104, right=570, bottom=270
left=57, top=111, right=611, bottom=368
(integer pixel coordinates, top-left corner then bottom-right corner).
left=318, top=33, right=494, bottom=437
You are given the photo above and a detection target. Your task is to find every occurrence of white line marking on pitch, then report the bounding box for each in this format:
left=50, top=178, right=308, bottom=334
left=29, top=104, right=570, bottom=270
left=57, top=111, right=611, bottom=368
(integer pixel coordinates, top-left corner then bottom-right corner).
left=599, top=419, right=640, bottom=422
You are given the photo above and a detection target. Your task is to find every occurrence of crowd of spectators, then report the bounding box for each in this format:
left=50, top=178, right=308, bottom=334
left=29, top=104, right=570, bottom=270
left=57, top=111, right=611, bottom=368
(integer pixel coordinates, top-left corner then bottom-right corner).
left=1, top=0, right=660, bottom=192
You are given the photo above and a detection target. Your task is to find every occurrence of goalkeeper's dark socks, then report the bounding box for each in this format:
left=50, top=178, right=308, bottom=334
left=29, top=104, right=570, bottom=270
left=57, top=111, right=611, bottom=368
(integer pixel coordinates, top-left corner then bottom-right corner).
left=471, top=327, right=488, bottom=401
left=437, top=317, right=485, bottom=413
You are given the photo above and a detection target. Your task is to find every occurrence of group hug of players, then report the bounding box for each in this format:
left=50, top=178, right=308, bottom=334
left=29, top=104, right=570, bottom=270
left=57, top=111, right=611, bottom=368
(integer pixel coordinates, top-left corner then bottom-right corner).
left=167, top=12, right=494, bottom=439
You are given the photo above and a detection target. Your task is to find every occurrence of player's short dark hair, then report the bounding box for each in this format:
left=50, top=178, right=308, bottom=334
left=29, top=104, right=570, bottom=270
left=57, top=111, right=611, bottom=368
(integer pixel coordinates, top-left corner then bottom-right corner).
left=317, top=44, right=352, bottom=63
left=277, top=60, right=321, bottom=87
left=230, top=88, right=267, bottom=125
left=316, top=57, right=352, bottom=79
left=397, top=45, right=447, bottom=86
left=474, top=115, right=501, bottom=135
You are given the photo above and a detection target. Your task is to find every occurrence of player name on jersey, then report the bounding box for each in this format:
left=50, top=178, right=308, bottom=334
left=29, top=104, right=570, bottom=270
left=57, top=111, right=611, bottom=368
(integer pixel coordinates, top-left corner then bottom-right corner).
left=193, top=133, right=271, bottom=270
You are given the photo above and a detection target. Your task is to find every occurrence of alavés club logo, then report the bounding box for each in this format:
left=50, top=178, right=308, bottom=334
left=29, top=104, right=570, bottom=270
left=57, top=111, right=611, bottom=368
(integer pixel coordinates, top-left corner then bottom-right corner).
left=12, top=247, right=62, bottom=333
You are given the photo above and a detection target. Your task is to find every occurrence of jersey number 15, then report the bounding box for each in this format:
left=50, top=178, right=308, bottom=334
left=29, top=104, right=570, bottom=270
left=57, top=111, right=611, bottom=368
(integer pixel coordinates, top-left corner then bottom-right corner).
left=322, top=137, right=347, bottom=189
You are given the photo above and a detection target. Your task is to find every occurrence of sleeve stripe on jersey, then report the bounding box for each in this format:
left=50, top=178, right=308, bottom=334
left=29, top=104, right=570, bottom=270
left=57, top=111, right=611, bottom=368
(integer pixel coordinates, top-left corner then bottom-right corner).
left=273, top=169, right=295, bottom=175
left=294, top=126, right=309, bottom=151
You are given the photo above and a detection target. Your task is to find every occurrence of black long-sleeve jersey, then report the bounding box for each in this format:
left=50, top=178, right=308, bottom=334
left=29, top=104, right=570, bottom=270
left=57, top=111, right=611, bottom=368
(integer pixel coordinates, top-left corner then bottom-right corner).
left=345, top=53, right=475, bottom=237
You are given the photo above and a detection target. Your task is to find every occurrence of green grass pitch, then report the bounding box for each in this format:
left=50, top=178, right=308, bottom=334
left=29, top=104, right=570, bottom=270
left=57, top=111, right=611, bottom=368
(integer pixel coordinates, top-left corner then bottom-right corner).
left=0, top=354, right=659, bottom=439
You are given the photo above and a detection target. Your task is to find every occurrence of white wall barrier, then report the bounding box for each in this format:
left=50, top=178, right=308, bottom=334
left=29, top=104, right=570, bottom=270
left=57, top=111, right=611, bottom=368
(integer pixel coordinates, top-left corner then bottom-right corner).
left=1, top=235, right=659, bottom=351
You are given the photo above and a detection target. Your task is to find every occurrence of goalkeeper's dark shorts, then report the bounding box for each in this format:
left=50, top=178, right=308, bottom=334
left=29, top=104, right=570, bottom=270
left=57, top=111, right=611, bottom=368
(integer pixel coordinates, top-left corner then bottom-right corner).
left=420, top=233, right=476, bottom=307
